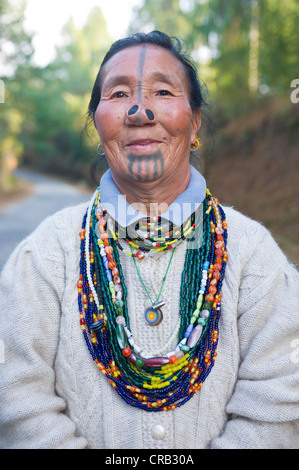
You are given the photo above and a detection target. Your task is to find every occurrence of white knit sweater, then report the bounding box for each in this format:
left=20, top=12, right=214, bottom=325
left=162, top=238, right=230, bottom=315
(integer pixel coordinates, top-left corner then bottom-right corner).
left=0, top=202, right=298, bottom=449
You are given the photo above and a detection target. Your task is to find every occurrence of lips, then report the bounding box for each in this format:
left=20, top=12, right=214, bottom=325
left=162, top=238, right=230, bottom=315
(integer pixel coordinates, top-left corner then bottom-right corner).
left=126, top=139, right=161, bottom=148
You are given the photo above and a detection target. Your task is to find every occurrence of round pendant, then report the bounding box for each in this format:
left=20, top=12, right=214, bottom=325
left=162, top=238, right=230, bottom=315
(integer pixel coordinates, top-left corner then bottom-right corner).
left=144, top=301, right=165, bottom=326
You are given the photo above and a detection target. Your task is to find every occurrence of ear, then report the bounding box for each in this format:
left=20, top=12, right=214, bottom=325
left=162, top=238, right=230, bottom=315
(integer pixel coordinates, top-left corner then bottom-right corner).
left=191, top=109, right=201, bottom=145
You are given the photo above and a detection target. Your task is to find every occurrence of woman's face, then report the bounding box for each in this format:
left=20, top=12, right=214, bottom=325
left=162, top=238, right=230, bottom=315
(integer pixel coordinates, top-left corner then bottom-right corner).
left=94, top=44, right=201, bottom=186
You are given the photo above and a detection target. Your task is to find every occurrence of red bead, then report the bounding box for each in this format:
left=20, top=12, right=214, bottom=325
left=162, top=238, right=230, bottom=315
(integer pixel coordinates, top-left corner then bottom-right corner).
left=215, top=241, right=224, bottom=249
left=122, top=347, right=132, bottom=357
left=100, top=232, right=109, bottom=240
left=112, top=267, right=119, bottom=276
left=108, top=261, right=117, bottom=269
left=105, top=246, right=113, bottom=255
left=213, top=263, right=222, bottom=271
left=169, top=355, right=178, bottom=364
left=213, top=271, right=221, bottom=280
left=205, top=293, right=214, bottom=302
left=208, top=285, right=217, bottom=295
left=136, top=250, right=145, bottom=260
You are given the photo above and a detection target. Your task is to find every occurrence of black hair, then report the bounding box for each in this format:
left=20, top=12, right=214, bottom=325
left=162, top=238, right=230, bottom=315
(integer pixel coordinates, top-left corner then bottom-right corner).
left=87, top=30, right=207, bottom=121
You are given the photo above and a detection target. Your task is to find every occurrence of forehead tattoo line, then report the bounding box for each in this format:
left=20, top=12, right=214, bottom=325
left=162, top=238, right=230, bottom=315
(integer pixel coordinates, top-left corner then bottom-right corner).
left=138, top=46, right=147, bottom=102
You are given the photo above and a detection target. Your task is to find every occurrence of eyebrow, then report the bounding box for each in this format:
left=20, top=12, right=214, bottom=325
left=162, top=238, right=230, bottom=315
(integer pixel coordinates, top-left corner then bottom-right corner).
left=150, top=72, right=178, bottom=87
left=102, top=75, right=131, bottom=92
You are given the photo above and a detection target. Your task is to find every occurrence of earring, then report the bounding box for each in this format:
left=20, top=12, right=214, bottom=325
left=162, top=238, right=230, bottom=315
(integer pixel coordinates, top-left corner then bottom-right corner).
left=190, top=137, right=202, bottom=151
left=97, top=142, right=105, bottom=156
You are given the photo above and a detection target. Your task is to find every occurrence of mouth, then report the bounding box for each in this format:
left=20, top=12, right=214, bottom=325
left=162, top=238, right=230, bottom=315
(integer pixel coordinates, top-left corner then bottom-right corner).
left=125, top=139, right=162, bottom=152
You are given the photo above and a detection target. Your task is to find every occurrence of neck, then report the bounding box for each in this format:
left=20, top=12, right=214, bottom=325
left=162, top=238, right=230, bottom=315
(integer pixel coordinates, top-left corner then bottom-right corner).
left=111, top=164, right=191, bottom=217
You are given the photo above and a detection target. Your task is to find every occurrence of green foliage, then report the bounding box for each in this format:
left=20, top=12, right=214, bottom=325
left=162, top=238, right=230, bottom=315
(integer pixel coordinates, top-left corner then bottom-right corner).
left=129, top=0, right=298, bottom=122
left=0, top=2, right=111, bottom=187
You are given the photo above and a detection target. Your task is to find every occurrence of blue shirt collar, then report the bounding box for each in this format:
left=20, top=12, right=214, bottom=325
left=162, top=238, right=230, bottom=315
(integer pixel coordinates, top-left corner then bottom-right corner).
left=100, top=165, right=207, bottom=227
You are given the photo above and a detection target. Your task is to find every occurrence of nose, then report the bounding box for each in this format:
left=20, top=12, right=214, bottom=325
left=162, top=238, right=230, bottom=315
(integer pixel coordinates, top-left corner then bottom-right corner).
left=126, top=104, right=156, bottom=125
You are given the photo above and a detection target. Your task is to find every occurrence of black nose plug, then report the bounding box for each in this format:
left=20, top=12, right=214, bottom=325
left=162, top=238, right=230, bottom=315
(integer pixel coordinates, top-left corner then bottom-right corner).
left=128, top=105, right=155, bottom=121
left=128, top=105, right=139, bottom=116
left=145, top=109, right=155, bottom=121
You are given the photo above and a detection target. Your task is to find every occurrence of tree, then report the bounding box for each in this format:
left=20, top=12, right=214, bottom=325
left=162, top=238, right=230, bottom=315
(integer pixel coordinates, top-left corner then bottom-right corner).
left=1, top=5, right=112, bottom=183
left=129, top=0, right=299, bottom=122
left=0, top=0, right=35, bottom=189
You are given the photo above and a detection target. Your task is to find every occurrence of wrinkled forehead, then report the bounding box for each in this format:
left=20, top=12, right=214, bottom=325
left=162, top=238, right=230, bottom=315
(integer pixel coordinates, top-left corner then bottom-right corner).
left=99, top=44, right=189, bottom=92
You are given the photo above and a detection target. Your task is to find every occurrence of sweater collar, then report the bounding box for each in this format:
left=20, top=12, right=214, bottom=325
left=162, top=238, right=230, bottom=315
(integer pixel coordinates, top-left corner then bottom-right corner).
left=100, top=165, right=206, bottom=227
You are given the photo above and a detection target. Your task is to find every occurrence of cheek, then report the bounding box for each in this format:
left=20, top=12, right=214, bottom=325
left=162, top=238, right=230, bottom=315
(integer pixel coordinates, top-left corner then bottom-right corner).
left=94, top=104, right=123, bottom=141
left=158, top=102, right=193, bottom=138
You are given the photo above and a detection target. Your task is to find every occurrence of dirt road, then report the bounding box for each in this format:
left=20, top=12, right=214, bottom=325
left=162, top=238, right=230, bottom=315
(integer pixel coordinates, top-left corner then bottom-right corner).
left=0, top=168, right=92, bottom=271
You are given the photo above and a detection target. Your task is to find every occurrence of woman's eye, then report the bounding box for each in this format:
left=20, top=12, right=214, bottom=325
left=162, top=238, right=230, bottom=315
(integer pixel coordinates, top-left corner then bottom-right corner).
left=158, top=90, right=171, bottom=96
left=112, top=91, right=126, bottom=98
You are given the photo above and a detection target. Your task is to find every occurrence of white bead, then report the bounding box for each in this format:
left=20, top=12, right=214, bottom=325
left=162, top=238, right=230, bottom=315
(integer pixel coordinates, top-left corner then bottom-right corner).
left=200, top=309, right=210, bottom=319
left=151, top=424, right=166, bottom=440
left=187, top=324, right=203, bottom=348
left=177, top=338, right=187, bottom=348
left=166, top=350, right=176, bottom=358
left=128, top=336, right=134, bottom=346
left=176, top=350, right=184, bottom=360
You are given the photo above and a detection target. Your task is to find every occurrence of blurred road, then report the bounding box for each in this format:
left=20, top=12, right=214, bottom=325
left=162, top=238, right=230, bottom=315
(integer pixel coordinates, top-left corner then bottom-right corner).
left=0, top=168, right=92, bottom=272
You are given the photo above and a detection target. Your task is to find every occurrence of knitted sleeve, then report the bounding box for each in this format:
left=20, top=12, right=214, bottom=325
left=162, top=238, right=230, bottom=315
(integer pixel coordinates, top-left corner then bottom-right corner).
left=0, top=214, right=87, bottom=449
left=210, top=220, right=299, bottom=449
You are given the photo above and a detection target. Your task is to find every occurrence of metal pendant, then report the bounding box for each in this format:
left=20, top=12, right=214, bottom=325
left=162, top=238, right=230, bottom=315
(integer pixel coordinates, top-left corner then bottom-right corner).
left=144, top=300, right=165, bottom=326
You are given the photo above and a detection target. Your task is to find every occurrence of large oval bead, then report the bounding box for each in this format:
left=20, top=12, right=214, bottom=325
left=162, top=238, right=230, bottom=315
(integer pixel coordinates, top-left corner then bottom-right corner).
left=116, top=324, right=127, bottom=349
left=187, top=324, right=203, bottom=348
left=184, top=323, right=194, bottom=339
left=144, top=357, right=169, bottom=367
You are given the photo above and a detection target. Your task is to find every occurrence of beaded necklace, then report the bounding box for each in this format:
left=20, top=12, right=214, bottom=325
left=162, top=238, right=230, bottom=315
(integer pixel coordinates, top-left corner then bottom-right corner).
left=78, top=187, right=228, bottom=411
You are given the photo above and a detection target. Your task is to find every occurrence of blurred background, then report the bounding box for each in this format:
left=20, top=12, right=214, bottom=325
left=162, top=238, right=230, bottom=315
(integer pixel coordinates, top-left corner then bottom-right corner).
left=0, top=0, right=298, bottom=269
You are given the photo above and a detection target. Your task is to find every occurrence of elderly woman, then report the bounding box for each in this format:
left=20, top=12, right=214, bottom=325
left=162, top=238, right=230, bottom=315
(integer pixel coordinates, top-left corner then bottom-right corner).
left=0, top=31, right=298, bottom=450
